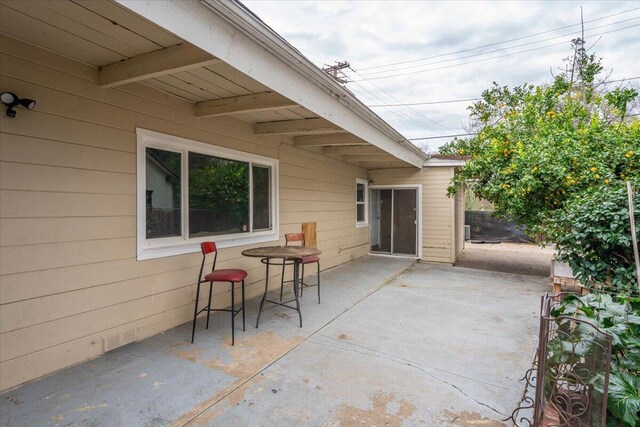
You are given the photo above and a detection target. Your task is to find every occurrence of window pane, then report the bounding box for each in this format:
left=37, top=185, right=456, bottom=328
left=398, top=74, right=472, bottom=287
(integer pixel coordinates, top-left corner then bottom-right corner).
left=356, top=183, right=365, bottom=202
left=146, top=148, right=182, bottom=239
left=357, top=203, right=365, bottom=222
left=252, top=165, right=271, bottom=230
left=189, top=152, right=249, bottom=237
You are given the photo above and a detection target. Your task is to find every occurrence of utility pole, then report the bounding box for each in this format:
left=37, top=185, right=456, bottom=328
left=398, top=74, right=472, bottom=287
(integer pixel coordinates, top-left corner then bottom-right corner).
left=570, top=7, right=586, bottom=84
left=322, top=61, right=350, bottom=84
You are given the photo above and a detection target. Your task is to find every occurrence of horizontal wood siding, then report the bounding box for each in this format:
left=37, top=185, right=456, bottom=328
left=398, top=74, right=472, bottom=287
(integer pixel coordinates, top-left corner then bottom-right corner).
left=0, top=35, right=368, bottom=391
left=368, top=167, right=455, bottom=264
left=454, top=179, right=465, bottom=261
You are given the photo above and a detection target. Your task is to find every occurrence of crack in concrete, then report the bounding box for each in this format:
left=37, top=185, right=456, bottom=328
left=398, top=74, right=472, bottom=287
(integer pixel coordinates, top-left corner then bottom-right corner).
left=308, top=338, right=506, bottom=417
left=317, top=334, right=508, bottom=391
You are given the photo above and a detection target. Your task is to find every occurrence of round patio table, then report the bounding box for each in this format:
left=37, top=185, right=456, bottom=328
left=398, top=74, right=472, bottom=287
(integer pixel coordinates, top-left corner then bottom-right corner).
left=242, top=245, right=321, bottom=328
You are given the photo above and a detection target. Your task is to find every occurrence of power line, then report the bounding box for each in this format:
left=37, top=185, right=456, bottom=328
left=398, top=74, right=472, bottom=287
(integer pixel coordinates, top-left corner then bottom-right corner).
left=357, top=6, right=640, bottom=72
left=602, top=76, right=640, bottom=84
left=347, top=82, right=441, bottom=132
left=358, top=17, right=640, bottom=77
left=349, top=23, right=640, bottom=82
left=314, top=57, right=448, bottom=131
left=364, top=77, right=640, bottom=108
left=352, top=24, right=640, bottom=81
left=368, top=98, right=480, bottom=107
left=409, top=109, right=640, bottom=140
left=349, top=80, right=444, bottom=131
left=409, top=133, right=476, bottom=141
left=348, top=67, right=454, bottom=131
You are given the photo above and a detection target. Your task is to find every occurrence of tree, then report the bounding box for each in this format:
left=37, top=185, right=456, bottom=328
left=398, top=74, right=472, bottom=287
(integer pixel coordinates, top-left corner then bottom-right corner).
left=442, top=46, right=640, bottom=291
left=189, top=156, right=250, bottom=234
left=442, top=45, right=640, bottom=425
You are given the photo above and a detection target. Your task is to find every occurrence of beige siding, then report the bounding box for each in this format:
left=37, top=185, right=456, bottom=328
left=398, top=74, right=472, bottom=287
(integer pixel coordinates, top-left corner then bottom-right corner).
left=368, top=166, right=456, bottom=264
left=0, top=35, right=369, bottom=391
left=454, top=180, right=465, bottom=261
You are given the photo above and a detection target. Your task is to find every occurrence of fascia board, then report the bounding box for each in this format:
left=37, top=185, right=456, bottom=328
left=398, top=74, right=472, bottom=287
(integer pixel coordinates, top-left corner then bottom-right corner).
left=424, top=159, right=467, bottom=167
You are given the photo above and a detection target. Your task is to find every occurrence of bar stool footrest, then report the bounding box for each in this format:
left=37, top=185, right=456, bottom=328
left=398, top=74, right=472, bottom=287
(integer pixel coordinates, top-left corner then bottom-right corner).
left=200, top=307, right=244, bottom=317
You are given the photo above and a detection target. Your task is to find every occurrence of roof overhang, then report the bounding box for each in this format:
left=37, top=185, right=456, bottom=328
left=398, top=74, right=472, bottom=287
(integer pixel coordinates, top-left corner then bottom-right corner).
left=115, top=0, right=427, bottom=168
left=423, top=155, right=469, bottom=167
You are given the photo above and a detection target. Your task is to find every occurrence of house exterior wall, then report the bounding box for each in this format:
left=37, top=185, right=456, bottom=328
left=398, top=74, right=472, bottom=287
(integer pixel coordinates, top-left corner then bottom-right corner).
left=146, top=158, right=176, bottom=210
left=0, top=35, right=369, bottom=391
left=368, top=166, right=457, bottom=264
left=454, top=180, right=465, bottom=260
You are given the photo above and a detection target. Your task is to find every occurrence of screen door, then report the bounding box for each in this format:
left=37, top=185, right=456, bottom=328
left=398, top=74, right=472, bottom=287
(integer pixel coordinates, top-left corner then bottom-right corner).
left=369, top=188, right=417, bottom=256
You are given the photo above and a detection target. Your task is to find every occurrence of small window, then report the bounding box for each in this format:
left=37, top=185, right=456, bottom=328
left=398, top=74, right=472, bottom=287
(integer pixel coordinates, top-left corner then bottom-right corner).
left=356, top=178, right=368, bottom=227
left=137, top=129, right=279, bottom=260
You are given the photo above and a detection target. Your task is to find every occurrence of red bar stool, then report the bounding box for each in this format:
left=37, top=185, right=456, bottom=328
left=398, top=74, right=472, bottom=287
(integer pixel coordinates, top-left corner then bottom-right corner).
left=280, top=233, right=321, bottom=304
left=191, top=242, right=247, bottom=345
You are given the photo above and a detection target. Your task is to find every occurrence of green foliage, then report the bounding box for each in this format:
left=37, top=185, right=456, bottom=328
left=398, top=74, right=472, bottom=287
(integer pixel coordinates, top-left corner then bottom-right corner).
left=446, top=49, right=640, bottom=423
left=189, top=155, right=249, bottom=231
left=607, top=372, right=640, bottom=427
left=552, top=294, right=640, bottom=426
left=606, top=88, right=639, bottom=120
left=546, top=182, right=640, bottom=293
left=442, top=48, right=640, bottom=292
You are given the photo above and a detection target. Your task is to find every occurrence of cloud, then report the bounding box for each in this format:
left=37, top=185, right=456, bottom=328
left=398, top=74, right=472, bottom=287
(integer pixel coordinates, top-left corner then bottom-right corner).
left=243, top=0, right=640, bottom=148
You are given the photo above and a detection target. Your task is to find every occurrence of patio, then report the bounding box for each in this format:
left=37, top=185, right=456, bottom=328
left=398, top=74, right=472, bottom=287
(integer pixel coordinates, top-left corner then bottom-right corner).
left=455, top=242, right=555, bottom=277
left=0, top=256, right=548, bottom=426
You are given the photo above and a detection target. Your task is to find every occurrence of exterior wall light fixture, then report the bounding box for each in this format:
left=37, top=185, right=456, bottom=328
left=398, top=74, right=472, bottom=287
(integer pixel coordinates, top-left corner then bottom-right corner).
left=1, top=92, right=36, bottom=118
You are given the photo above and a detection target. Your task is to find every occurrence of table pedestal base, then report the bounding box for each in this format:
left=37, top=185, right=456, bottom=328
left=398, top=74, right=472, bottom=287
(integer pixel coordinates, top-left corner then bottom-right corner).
left=255, top=258, right=302, bottom=328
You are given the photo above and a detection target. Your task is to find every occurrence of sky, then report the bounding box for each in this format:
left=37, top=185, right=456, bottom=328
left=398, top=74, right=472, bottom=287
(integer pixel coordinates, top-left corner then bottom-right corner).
left=242, top=1, right=640, bottom=151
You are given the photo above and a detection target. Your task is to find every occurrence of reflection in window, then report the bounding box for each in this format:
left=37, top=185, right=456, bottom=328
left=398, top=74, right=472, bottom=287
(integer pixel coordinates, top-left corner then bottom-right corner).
left=356, top=183, right=365, bottom=202
left=252, top=165, right=271, bottom=230
left=146, top=148, right=182, bottom=239
left=189, top=152, right=249, bottom=237
left=357, top=204, right=365, bottom=223
left=356, top=182, right=366, bottom=223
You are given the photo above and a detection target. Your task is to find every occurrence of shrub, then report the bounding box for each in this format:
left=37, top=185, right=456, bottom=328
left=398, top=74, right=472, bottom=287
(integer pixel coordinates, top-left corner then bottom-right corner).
left=551, top=294, right=640, bottom=426
left=546, top=181, right=640, bottom=295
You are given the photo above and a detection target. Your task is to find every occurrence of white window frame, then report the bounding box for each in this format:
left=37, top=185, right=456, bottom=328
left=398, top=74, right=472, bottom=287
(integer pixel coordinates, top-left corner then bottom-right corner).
left=136, top=128, right=279, bottom=260
left=355, top=178, right=369, bottom=228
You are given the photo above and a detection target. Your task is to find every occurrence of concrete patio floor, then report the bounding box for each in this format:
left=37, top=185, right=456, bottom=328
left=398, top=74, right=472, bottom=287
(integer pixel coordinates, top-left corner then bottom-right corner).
left=1, top=256, right=549, bottom=426
left=455, top=242, right=555, bottom=277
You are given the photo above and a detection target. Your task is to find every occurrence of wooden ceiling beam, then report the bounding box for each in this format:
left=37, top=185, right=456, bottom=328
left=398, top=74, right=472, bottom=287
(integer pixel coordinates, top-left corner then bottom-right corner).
left=254, top=117, right=345, bottom=135
left=293, top=134, right=369, bottom=147
left=100, top=43, right=220, bottom=88
left=195, top=92, right=298, bottom=117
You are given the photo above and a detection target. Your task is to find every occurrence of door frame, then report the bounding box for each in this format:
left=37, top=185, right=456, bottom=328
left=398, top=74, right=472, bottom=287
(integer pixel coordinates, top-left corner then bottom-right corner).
left=368, top=184, right=422, bottom=259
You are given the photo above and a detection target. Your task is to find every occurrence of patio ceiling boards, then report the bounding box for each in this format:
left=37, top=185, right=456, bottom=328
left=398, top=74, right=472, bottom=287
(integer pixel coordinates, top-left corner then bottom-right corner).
left=113, top=0, right=427, bottom=169
left=0, top=0, right=424, bottom=168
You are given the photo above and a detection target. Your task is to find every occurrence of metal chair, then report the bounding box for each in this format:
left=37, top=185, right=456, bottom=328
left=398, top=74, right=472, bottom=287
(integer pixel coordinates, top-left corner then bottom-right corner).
left=280, top=233, right=321, bottom=304
left=191, top=242, right=246, bottom=345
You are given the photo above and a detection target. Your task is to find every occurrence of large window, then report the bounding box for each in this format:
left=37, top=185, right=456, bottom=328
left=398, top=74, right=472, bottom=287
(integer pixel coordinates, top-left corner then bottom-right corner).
left=137, top=129, right=278, bottom=260
left=356, top=178, right=368, bottom=227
